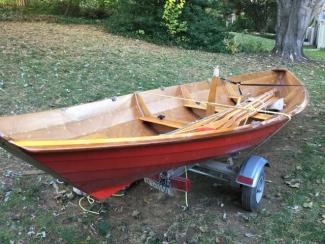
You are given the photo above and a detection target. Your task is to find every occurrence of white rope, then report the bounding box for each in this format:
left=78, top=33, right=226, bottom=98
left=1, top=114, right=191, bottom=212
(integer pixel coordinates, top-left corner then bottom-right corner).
left=184, top=165, right=189, bottom=209
left=79, top=195, right=102, bottom=215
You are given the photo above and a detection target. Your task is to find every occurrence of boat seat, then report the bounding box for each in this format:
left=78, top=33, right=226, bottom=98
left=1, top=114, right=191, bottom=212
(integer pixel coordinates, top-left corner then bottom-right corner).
left=184, top=100, right=273, bottom=121
left=139, top=116, right=188, bottom=129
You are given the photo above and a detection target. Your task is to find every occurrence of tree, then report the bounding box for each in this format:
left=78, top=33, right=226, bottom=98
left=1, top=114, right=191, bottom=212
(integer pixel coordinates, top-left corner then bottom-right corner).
left=273, top=0, right=325, bottom=61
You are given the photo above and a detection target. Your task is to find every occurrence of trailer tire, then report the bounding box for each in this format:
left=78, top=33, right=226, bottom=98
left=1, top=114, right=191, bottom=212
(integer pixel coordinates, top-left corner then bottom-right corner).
left=241, top=170, right=265, bottom=211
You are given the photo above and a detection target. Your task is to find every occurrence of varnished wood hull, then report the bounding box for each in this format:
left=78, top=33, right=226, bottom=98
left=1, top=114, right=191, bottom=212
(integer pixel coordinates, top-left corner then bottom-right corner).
left=0, top=69, right=308, bottom=199
left=27, top=121, right=284, bottom=199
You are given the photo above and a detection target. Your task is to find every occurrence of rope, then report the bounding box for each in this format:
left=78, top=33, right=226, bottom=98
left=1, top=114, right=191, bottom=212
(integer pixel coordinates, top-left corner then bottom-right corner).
left=112, top=192, right=125, bottom=197
left=145, top=92, right=292, bottom=120
left=79, top=195, right=102, bottom=215
left=219, top=77, right=305, bottom=87
left=241, top=116, right=292, bottom=160
left=184, top=165, right=189, bottom=209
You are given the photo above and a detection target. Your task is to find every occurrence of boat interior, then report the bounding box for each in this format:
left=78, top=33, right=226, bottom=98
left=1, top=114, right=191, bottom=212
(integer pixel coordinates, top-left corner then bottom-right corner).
left=0, top=69, right=307, bottom=142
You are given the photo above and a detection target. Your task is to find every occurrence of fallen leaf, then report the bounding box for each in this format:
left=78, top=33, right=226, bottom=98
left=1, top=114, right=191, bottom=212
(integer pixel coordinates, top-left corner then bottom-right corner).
left=244, top=233, right=256, bottom=238
left=302, top=202, right=313, bottom=208
left=285, top=179, right=300, bottom=188
left=199, top=226, right=208, bottom=233
left=296, top=165, right=302, bottom=170
left=283, top=174, right=291, bottom=179
left=132, top=210, right=140, bottom=218
left=35, top=230, right=46, bottom=239
left=222, top=213, right=227, bottom=221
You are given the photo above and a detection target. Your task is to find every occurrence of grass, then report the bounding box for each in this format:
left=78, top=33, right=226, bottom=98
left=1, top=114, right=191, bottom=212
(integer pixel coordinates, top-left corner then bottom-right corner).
left=233, top=32, right=325, bottom=61
left=304, top=48, right=325, bottom=61
left=0, top=20, right=324, bottom=243
left=233, top=32, right=275, bottom=53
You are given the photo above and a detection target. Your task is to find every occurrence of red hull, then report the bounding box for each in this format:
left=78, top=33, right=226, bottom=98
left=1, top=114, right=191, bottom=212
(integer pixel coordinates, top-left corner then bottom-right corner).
left=27, top=121, right=284, bottom=199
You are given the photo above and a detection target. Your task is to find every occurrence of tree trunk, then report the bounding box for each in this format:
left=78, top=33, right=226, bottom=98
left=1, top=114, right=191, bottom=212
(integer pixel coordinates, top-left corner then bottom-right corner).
left=273, top=0, right=325, bottom=61
left=17, top=0, right=28, bottom=7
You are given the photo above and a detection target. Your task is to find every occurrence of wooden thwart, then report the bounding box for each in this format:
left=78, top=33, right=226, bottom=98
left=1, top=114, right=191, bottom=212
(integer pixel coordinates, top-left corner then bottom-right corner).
left=139, top=116, right=187, bottom=129
left=134, top=93, right=188, bottom=129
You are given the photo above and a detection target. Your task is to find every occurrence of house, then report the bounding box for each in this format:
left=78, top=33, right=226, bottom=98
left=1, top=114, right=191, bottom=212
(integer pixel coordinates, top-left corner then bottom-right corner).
left=316, top=8, right=325, bottom=48
left=305, top=5, right=325, bottom=49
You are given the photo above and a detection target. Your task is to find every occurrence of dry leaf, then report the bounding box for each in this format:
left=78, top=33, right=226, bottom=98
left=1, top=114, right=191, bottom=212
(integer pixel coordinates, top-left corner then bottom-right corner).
left=285, top=179, right=300, bottom=188
left=244, top=233, right=256, bottom=238
left=302, top=202, right=313, bottom=208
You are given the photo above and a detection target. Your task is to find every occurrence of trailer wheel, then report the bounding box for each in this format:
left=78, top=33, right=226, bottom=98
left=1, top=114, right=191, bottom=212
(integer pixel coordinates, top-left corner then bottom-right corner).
left=241, top=170, right=265, bottom=211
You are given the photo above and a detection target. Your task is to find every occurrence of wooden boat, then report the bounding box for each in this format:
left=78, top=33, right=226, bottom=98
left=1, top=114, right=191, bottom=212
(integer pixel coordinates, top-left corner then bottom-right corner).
left=0, top=68, right=308, bottom=199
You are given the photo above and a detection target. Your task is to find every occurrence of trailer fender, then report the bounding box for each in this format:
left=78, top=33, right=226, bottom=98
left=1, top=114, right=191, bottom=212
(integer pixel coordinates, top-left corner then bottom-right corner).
left=236, top=155, right=269, bottom=188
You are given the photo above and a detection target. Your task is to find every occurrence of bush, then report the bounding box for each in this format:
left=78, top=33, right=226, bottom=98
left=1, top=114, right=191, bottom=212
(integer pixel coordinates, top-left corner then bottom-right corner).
left=3, top=0, right=116, bottom=18
left=224, top=37, right=240, bottom=54
left=180, top=3, right=229, bottom=52
left=107, top=0, right=229, bottom=52
left=233, top=32, right=274, bottom=53
left=107, top=0, right=167, bottom=40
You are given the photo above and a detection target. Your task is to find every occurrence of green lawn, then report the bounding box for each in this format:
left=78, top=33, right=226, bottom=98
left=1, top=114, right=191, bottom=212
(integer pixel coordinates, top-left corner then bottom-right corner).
left=305, top=48, right=325, bottom=61
left=0, top=21, right=324, bottom=243
left=233, top=32, right=325, bottom=61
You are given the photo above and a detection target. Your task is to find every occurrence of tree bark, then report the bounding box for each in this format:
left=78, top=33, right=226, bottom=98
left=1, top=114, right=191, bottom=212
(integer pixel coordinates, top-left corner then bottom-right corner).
left=273, top=0, right=325, bottom=61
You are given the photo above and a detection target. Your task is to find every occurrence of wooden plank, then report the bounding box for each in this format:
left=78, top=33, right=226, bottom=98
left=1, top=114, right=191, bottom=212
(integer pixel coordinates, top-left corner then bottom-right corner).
left=134, top=92, right=151, bottom=117
left=206, top=77, right=218, bottom=116
left=180, top=85, right=192, bottom=99
left=139, top=116, right=187, bottom=129
left=184, top=100, right=273, bottom=121
left=206, top=91, right=277, bottom=131
left=135, top=92, right=189, bottom=129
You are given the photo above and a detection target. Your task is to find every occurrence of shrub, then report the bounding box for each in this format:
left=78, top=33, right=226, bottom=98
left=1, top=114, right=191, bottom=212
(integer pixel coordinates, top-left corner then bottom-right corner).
left=163, top=0, right=187, bottom=36
left=180, top=3, right=229, bottom=52
left=107, top=0, right=167, bottom=40
left=107, top=0, right=229, bottom=52
left=6, top=0, right=116, bottom=18
left=224, top=37, right=240, bottom=54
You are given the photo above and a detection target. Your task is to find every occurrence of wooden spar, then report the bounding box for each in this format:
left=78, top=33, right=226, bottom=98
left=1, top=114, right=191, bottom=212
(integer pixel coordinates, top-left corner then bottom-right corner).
left=172, top=89, right=277, bottom=134
left=208, top=90, right=276, bottom=130
left=183, top=102, right=272, bottom=121
left=212, top=96, right=277, bottom=130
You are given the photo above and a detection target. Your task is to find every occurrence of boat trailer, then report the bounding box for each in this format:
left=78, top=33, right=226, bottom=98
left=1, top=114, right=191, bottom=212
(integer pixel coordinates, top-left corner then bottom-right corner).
left=144, top=155, right=269, bottom=211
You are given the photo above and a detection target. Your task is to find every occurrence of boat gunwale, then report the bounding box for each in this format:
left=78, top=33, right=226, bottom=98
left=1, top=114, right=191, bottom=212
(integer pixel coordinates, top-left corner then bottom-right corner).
left=11, top=115, right=289, bottom=152
left=3, top=68, right=309, bottom=152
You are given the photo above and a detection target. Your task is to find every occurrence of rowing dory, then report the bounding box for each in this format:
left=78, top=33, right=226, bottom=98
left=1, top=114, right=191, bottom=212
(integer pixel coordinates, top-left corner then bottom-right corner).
left=0, top=68, right=308, bottom=199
